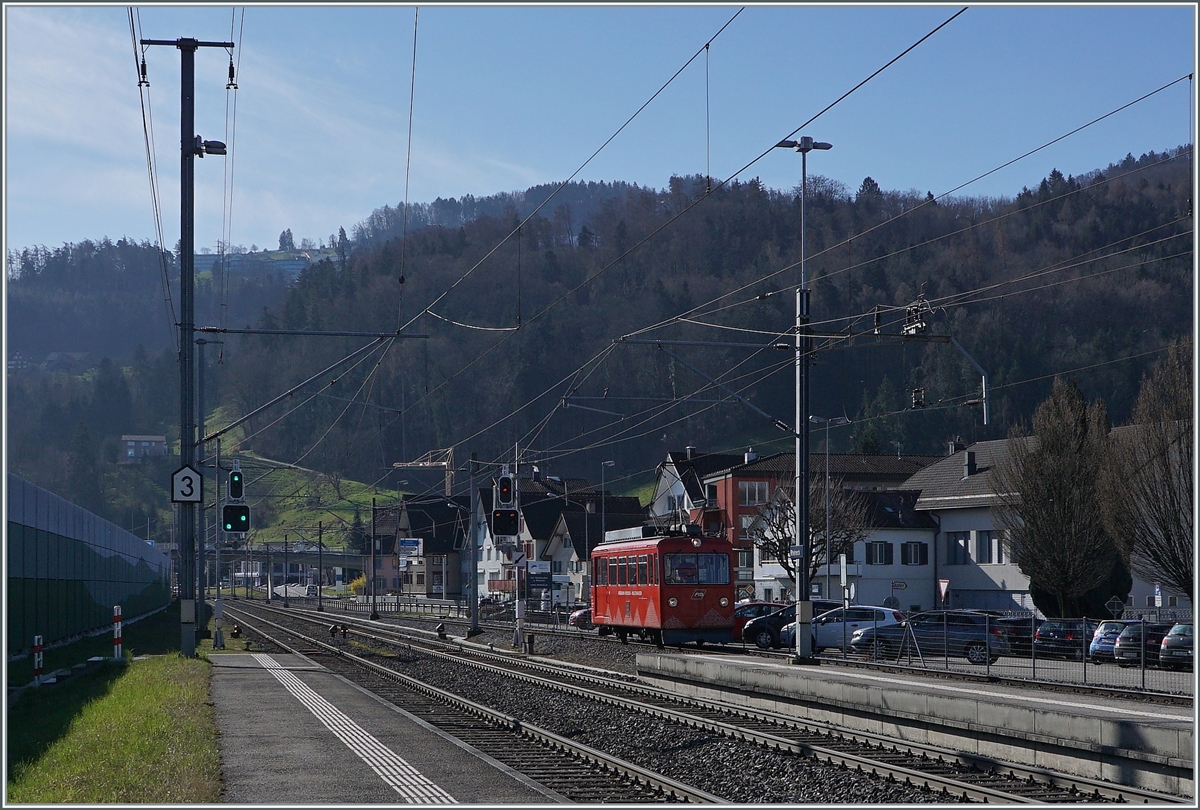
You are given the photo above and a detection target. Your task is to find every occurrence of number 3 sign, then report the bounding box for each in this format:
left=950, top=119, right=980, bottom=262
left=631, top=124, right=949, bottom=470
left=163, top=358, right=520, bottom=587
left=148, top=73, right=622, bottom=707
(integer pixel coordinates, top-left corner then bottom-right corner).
left=171, top=466, right=203, bottom=503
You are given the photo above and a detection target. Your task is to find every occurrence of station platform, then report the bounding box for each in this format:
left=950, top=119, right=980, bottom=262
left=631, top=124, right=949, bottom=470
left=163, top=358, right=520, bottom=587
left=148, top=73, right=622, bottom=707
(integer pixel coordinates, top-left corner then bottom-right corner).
left=210, top=653, right=559, bottom=804
left=637, top=651, right=1194, bottom=798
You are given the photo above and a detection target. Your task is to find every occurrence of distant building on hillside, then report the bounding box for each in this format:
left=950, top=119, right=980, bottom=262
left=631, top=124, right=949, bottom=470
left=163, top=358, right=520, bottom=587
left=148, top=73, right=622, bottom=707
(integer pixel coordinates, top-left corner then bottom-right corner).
left=121, top=435, right=170, bottom=463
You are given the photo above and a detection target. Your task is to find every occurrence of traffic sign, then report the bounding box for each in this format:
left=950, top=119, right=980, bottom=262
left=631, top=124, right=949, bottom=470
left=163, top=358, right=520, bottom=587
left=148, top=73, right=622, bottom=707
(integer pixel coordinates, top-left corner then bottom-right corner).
left=171, top=466, right=203, bottom=503
left=397, top=538, right=422, bottom=556
left=1106, top=596, right=1126, bottom=618
left=788, top=544, right=805, bottom=559
left=890, top=580, right=907, bottom=590
left=938, top=579, right=950, bottom=602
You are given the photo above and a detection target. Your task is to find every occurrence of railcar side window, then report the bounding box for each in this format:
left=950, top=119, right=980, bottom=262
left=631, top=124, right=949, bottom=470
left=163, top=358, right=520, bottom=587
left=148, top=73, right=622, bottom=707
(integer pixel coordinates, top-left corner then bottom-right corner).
left=638, top=554, right=648, bottom=585
left=595, top=557, right=606, bottom=586
left=650, top=553, right=657, bottom=584
left=617, top=556, right=627, bottom=585
left=608, top=558, right=617, bottom=586
left=664, top=553, right=731, bottom=585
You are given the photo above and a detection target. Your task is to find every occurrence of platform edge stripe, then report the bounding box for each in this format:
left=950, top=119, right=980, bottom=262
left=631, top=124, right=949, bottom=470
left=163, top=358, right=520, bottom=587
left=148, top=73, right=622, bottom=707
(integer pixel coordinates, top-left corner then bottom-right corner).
left=251, top=653, right=455, bottom=802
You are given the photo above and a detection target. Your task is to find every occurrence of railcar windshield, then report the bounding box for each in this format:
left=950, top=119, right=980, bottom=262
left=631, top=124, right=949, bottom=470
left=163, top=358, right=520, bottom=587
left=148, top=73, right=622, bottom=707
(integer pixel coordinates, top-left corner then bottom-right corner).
left=663, top=553, right=730, bottom=585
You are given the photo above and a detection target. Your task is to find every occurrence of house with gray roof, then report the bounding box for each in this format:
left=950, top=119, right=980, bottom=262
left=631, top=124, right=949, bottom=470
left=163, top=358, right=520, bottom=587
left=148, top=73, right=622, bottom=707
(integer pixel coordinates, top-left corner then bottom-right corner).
left=903, top=437, right=1190, bottom=614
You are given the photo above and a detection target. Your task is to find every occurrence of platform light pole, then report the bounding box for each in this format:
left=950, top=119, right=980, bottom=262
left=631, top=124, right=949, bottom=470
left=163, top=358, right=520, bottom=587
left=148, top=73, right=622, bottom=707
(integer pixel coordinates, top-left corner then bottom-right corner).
left=776, top=136, right=831, bottom=664
left=810, top=415, right=850, bottom=600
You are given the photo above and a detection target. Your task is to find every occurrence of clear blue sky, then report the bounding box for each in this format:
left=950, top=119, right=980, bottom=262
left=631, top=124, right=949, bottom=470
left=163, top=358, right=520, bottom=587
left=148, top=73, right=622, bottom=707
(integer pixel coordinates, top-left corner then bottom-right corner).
left=4, top=4, right=1196, bottom=255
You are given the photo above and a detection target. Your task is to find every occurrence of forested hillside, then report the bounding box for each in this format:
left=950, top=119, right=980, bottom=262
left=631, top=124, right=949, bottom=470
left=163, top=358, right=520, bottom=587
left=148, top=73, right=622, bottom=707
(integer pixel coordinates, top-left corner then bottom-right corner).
left=5, top=146, right=1192, bottom=533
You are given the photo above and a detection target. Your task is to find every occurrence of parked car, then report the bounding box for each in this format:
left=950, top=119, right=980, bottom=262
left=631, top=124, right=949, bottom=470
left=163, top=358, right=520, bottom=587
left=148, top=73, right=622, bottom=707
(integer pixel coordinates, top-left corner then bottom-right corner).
left=1088, top=620, right=1135, bottom=663
left=731, top=602, right=789, bottom=641
left=809, top=606, right=905, bottom=652
left=849, top=610, right=1012, bottom=665
left=994, top=614, right=1043, bottom=657
left=1114, top=622, right=1174, bottom=668
left=1033, top=618, right=1099, bottom=660
left=568, top=607, right=592, bottom=630
left=1158, top=622, right=1193, bottom=671
left=742, top=600, right=841, bottom=650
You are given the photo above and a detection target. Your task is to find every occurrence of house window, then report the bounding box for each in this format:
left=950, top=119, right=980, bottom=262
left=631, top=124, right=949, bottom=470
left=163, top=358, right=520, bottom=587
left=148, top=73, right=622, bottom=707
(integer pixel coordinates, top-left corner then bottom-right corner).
left=946, top=531, right=969, bottom=565
left=764, top=588, right=774, bottom=602
left=552, top=560, right=565, bottom=574
left=738, top=550, right=753, bottom=569
left=416, top=573, right=425, bottom=585
left=739, top=515, right=755, bottom=530
left=431, top=555, right=445, bottom=566
left=667, top=494, right=680, bottom=512
left=1145, top=595, right=1155, bottom=607
left=865, top=541, right=893, bottom=565
left=1168, top=595, right=1179, bottom=607
left=562, top=535, right=573, bottom=550
left=975, top=530, right=1002, bottom=564
left=900, top=542, right=928, bottom=565
left=738, top=481, right=769, bottom=506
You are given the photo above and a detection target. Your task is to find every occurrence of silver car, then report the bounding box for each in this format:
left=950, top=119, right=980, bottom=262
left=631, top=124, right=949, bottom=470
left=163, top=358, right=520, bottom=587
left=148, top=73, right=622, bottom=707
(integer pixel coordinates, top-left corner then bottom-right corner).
left=780, top=605, right=906, bottom=652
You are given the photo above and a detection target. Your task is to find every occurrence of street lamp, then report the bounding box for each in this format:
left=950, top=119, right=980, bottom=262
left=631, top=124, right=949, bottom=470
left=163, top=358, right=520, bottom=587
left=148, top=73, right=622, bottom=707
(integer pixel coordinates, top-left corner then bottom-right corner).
left=810, top=415, right=850, bottom=601
left=776, top=135, right=832, bottom=664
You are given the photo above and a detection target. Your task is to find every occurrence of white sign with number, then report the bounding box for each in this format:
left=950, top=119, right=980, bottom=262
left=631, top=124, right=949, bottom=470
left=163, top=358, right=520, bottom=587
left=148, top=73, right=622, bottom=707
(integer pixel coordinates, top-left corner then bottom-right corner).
left=171, top=466, right=203, bottom=503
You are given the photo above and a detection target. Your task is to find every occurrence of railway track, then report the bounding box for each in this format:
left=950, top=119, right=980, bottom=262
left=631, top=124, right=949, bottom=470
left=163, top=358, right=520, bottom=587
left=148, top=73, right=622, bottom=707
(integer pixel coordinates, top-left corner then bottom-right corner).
left=224, top=604, right=721, bottom=804
left=231, top=602, right=1187, bottom=804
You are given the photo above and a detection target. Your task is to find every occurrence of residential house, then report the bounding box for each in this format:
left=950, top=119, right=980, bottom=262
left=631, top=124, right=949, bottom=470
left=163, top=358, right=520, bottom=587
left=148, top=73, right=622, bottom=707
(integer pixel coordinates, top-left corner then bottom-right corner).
left=902, top=439, right=1191, bottom=614
left=372, top=497, right=467, bottom=598
left=41, top=352, right=92, bottom=373
left=120, top=435, right=170, bottom=463
left=7, top=351, right=33, bottom=372
left=649, top=447, right=942, bottom=601
left=478, top=470, right=642, bottom=603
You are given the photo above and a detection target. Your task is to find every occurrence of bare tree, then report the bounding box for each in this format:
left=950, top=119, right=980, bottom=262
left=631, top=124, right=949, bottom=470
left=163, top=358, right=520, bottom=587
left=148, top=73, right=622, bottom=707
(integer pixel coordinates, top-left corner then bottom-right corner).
left=745, top=477, right=872, bottom=591
left=993, top=378, right=1119, bottom=617
left=1100, top=339, right=1193, bottom=600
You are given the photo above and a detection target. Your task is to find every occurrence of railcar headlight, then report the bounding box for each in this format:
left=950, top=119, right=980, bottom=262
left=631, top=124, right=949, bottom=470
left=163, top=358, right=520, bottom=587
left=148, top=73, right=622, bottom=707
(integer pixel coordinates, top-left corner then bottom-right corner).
left=691, top=537, right=702, bottom=547
left=719, top=597, right=730, bottom=607
left=668, top=597, right=679, bottom=607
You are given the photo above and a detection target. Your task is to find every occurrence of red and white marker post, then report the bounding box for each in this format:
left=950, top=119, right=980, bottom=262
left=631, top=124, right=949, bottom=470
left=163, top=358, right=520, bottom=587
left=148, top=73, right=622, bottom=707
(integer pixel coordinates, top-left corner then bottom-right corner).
left=113, top=605, right=123, bottom=660
left=33, top=635, right=44, bottom=686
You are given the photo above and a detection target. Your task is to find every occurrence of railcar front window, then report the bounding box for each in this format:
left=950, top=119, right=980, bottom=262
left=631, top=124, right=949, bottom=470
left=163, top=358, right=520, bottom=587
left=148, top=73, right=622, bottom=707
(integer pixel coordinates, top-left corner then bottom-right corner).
left=664, top=553, right=730, bottom=585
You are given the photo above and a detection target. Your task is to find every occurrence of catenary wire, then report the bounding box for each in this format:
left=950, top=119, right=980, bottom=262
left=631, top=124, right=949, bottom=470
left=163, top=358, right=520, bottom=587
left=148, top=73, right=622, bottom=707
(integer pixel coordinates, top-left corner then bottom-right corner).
left=389, top=8, right=967, bottom=426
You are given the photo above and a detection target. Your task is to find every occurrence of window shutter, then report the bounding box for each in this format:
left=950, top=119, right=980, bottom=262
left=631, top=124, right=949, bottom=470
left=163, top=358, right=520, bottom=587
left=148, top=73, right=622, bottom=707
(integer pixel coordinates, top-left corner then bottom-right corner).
left=884, top=543, right=894, bottom=565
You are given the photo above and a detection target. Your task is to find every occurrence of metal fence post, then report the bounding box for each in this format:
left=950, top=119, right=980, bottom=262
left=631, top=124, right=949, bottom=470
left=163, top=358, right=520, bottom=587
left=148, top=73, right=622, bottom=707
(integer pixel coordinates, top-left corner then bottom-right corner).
left=33, top=635, right=43, bottom=686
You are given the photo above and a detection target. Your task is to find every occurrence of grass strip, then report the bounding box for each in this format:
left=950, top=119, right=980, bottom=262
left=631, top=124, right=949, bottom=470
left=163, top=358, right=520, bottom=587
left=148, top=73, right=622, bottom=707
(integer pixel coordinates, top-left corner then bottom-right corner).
left=7, top=654, right=221, bottom=803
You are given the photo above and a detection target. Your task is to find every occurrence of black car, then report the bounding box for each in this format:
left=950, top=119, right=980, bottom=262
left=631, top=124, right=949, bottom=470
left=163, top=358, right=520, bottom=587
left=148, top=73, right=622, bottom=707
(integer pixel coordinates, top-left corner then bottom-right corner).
left=742, top=599, right=840, bottom=649
left=1158, top=622, right=1193, bottom=671
left=1033, top=619, right=1099, bottom=661
left=849, top=609, right=1012, bottom=665
left=1114, top=622, right=1174, bottom=668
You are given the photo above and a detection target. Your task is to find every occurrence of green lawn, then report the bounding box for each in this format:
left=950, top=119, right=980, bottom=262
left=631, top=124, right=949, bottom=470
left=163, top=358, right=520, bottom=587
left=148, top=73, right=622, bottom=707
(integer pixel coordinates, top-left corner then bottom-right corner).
left=6, top=601, right=226, bottom=803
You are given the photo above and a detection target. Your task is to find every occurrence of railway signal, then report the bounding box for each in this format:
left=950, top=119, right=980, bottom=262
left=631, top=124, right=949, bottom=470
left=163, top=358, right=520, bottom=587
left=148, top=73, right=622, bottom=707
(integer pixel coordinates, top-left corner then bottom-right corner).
left=496, top=475, right=514, bottom=506
left=222, top=504, right=250, bottom=533
left=228, top=468, right=244, bottom=500
left=492, top=508, right=520, bottom=538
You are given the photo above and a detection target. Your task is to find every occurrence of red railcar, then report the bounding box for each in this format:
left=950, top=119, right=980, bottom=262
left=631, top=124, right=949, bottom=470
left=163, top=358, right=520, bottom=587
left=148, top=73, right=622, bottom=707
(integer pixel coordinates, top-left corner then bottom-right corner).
left=590, top=527, right=736, bottom=646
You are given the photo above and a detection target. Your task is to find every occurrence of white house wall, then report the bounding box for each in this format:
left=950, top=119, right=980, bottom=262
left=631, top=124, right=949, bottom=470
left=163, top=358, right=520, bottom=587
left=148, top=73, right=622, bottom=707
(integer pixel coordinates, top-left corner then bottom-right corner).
left=930, top=507, right=1030, bottom=611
